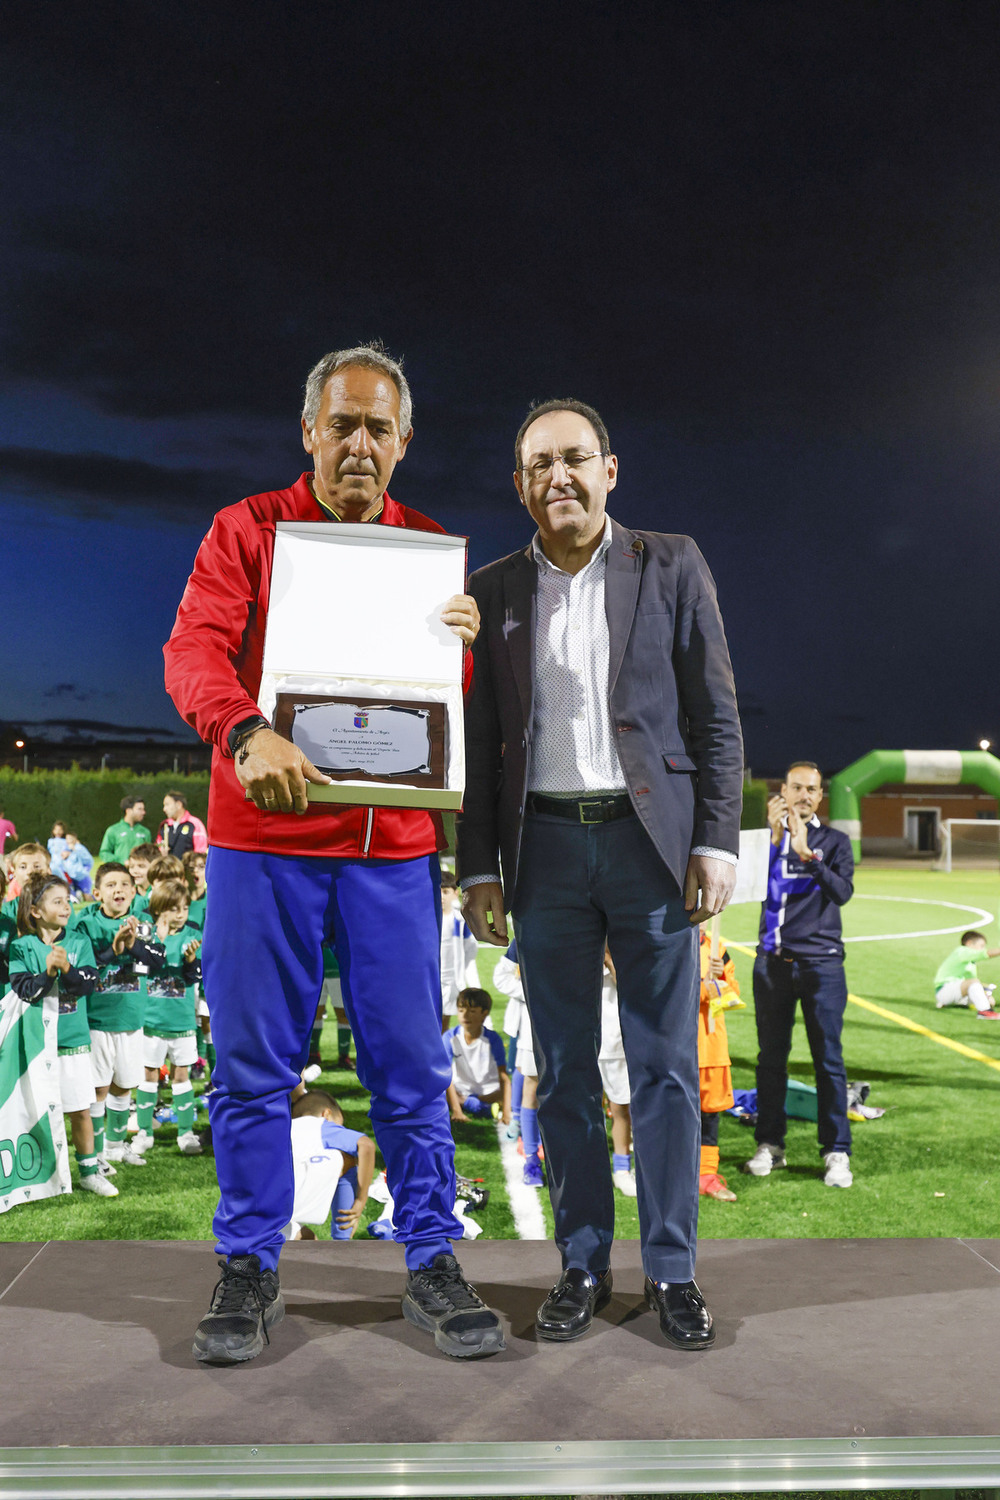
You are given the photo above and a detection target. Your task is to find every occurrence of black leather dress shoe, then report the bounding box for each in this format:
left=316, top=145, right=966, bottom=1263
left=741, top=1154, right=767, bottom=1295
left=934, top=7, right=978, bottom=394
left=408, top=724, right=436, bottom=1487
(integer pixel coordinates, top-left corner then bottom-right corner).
left=535, top=1267, right=613, bottom=1341
left=644, top=1277, right=715, bottom=1349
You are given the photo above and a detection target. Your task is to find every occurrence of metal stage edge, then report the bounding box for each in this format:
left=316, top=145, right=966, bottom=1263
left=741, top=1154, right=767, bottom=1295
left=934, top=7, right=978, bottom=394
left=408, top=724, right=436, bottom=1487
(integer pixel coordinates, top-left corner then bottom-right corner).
left=1, top=1436, right=999, bottom=1499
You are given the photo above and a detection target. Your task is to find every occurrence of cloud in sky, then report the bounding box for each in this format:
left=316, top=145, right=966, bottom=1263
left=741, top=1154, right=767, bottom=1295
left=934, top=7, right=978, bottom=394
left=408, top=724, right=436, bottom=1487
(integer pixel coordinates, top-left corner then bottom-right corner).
left=0, top=445, right=241, bottom=522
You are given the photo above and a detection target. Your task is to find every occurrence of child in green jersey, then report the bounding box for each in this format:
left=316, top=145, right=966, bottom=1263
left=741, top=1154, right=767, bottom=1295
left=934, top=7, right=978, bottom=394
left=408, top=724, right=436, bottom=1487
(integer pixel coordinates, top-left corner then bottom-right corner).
left=72, top=862, right=159, bottom=1168
left=3, top=843, right=50, bottom=917
left=8, top=874, right=117, bottom=1198
left=136, top=879, right=203, bottom=1155
left=126, top=842, right=157, bottom=915
left=0, top=865, right=15, bottom=986
left=933, top=930, right=1000, bottom=1018
left=182, top=850, right=214, bottom=1081
left=182, top=850, right=207, bottom=929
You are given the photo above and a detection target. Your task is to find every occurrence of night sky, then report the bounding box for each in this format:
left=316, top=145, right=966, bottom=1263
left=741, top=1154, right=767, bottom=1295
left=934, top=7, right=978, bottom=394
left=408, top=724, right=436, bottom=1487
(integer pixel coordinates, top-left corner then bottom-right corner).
left=4, top=1, right=998, bottom=773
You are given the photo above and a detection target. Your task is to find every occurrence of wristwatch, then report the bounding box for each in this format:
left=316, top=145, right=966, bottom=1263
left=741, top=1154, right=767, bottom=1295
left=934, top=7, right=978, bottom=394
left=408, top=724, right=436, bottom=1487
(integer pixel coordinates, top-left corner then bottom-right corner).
left=227, top=714, right=270, bottom=760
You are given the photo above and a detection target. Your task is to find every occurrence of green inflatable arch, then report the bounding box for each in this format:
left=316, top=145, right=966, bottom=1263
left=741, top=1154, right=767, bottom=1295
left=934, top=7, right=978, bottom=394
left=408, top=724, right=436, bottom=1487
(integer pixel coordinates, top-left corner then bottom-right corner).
left=828, top=749, right=1000, bottom=861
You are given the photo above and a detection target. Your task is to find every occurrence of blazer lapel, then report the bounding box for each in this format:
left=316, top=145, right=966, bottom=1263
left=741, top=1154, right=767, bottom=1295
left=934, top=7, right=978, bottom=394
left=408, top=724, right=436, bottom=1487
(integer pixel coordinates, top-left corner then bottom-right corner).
left=605, top=518, right=643, bottom=695
left=502, top=546, right=536, bottom=726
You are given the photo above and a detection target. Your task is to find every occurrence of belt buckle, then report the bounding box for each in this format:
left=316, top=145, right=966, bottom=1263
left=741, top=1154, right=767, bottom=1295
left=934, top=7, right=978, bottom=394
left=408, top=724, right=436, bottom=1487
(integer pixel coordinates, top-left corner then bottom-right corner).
left=579, top=799, right=605, bottom=824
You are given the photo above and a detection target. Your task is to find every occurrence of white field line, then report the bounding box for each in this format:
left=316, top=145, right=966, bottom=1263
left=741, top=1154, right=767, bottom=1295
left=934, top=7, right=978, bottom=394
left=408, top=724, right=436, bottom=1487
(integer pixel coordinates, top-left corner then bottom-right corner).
left=496, top=1122, right=547, bottom=1240
left=731, top=894, right=995, bottom=950
left=844, top=894, right=994, bottom=943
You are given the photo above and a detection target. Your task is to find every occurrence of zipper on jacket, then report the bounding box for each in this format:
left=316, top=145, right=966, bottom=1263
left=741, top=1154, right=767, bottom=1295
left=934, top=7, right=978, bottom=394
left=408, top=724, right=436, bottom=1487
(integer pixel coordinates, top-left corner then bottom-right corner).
left=362, top=807, right=374, bottom=855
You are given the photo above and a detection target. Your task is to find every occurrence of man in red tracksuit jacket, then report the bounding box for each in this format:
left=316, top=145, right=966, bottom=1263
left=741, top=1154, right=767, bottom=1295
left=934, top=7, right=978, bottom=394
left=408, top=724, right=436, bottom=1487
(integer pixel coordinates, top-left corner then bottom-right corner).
left=164, top=343, right=505, bottom=1365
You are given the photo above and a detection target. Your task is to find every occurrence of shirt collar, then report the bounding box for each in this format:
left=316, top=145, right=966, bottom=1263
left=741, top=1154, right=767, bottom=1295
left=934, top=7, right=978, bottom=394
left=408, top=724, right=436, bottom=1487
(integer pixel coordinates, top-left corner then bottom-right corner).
left=782, top=813, right=822, bottom=829
left=531, top=514, right=613, bottom=574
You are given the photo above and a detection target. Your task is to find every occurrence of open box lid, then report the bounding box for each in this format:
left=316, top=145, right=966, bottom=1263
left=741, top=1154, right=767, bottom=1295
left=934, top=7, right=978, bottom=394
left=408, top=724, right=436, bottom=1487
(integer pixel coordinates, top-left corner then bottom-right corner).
left=262, top=521, right=468, bottom=684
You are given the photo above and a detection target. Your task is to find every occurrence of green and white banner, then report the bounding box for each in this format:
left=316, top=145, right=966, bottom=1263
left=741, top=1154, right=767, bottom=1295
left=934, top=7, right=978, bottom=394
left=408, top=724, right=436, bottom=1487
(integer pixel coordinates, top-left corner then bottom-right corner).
left=0, top=989, right=71, bottom=1213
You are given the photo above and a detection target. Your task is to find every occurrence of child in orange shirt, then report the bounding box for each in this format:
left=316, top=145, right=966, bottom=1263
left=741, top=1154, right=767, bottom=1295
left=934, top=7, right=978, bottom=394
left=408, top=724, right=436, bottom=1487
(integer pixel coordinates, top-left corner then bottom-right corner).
left=698, top=926, right=743, bottom=1202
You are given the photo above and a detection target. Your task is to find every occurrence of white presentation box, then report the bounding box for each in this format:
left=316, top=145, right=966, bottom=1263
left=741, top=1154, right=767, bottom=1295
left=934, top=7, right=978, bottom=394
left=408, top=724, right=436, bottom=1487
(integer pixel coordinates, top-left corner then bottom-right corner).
left=257, top=522, right=468, bottom=810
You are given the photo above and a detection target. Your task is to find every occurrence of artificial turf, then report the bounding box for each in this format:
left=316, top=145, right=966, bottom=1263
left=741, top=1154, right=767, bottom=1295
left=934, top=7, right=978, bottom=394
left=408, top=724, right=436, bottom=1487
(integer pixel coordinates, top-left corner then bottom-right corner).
left=2, top=862, right=997, bottom=1245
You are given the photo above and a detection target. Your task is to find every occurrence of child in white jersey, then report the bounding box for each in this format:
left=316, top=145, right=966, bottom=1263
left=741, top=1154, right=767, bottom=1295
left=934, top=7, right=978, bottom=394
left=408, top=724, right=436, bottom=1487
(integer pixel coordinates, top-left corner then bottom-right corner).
left=445, top=988, right=510, bottom=1125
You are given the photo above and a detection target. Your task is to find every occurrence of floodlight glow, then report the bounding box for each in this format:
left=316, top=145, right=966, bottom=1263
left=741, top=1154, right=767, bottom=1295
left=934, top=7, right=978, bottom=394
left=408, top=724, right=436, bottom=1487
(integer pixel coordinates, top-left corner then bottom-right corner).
left=14, top=739, right=24, bottom=748
left=980, top=739, right=992, bottom=751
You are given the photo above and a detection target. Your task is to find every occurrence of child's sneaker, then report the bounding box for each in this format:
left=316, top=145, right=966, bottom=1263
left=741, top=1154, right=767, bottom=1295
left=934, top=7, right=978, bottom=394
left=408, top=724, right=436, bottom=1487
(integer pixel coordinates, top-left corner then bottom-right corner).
left=613, top=1167, right=637, bottom=1197
left=975, top=1009, right=1000, bottom=1020
left=105, top=1141, right=148, bottom=1166
left=97, top=1156, right=117, bottom=1178
left=505, top=1118, right=520, bottom=1140
left=79, top=1171, right=119, bottom=1197
left=523, top=1158, right=544, bottom=1188
left=699, top=1171, right=737, bottom=1201
left=823, top=1150, right=853, bottom=1188
left=178, top=1131, right=203, bottom=1155
left=742, top=1143, right=786, bottom=1176
left=132, top=1130, right=155, bottom=1155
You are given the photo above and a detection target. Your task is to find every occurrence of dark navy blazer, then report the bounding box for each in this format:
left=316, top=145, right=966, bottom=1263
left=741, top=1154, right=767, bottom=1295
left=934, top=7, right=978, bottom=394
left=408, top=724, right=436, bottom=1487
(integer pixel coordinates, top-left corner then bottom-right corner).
left=457, top=518, right=744, bottom=903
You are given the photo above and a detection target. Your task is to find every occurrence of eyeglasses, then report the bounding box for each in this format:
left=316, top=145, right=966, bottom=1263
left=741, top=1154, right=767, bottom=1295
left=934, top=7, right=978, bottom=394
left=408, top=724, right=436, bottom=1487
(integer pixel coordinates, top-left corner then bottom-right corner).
left=520, top=451, right=603, bottom=482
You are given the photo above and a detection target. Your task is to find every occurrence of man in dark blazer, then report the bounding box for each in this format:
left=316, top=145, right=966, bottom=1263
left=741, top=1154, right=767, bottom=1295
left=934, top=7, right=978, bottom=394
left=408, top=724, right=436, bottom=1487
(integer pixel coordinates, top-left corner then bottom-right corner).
left=458, top=398, right=743, bottom=1350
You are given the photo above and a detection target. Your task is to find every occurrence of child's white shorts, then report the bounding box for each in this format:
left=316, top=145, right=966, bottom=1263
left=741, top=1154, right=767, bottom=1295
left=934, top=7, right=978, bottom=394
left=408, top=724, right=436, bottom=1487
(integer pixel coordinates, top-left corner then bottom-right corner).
left=196, top=995, right=210, bottom=1020
left=320, top=976, right=342, bottom=1011
left=935, top=980, right=972, bottom=1008
left=143, top=1031, right=199, bottom=1069
left=598, top=1055, right=631, bottom=1105
left=89, top=1028, right=143, bottom=1090
left=502, top=993, right=523, bottom=1039
left=292, top=1146, right=345, bottom=1228
left=515, top=1007, right=537, bottom=1077
left=59, top=1049, right=97, bottom=1113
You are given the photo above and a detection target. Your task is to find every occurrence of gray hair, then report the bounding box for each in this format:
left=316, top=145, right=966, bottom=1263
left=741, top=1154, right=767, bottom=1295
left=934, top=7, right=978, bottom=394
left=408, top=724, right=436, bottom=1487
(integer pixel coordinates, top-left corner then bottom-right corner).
left=301, top=341, right=413, bottom=436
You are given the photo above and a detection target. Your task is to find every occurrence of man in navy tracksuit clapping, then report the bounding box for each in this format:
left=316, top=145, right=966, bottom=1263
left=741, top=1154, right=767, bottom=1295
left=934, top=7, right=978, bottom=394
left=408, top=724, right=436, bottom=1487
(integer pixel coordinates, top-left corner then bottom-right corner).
left=744, top=762, right=855, bottom=1188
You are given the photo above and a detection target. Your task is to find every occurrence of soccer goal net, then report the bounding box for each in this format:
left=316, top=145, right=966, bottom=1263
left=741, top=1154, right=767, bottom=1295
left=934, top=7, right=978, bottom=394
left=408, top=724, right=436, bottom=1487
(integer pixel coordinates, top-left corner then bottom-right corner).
left=934, top=819, right=1000, bottom=872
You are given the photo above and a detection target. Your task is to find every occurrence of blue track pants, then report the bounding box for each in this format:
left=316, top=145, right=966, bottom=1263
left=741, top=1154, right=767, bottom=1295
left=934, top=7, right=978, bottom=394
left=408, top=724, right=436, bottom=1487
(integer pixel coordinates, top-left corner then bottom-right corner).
left=203, top=847, right=461, bottom=1271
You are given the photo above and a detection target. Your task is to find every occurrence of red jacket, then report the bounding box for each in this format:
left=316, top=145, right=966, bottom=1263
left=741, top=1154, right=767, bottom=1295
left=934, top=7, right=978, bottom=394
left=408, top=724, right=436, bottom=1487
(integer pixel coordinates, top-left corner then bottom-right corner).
left=163, top=473, right=469, bottom=860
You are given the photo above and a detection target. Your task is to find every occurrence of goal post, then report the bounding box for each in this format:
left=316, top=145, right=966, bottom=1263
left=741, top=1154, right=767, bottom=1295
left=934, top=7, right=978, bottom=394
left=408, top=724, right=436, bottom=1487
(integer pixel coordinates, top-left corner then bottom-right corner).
left=934, top=819, right=1000, bottom=872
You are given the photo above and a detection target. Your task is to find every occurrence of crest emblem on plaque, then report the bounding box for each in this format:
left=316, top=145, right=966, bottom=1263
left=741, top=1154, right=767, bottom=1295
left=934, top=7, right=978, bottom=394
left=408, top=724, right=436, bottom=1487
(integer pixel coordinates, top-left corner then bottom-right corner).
left=354, top=710, right=369, bottom=729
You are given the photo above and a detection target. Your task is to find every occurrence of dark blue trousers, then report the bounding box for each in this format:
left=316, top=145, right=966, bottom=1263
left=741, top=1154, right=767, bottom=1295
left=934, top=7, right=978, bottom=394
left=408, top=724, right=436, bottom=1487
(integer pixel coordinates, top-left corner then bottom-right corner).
left=512, top=811, right=701, bottom=1283
left=752, top=951, right=851, bottom=1156
left=203, top=848, right=461, bottom=1271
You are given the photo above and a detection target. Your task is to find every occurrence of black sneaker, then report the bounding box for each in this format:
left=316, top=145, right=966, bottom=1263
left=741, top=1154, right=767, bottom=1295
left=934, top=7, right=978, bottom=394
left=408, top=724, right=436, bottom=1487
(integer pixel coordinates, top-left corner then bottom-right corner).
left=401, top=1253, right=505, bottom=1359
left=192, top=1255, right=284, bottom=1365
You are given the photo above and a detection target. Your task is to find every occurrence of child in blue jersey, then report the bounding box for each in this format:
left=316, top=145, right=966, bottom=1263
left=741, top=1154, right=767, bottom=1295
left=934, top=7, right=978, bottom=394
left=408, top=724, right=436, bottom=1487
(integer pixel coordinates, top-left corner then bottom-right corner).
left=445, top=988, right=511, bottom=1125
left=72, top=862, right=159, bottom=1169
left=287, top=1089, right=376, bottom=1240
left=8, top=874, right=116, bottom=1197
left=135, top=879, right=203, bottom=1155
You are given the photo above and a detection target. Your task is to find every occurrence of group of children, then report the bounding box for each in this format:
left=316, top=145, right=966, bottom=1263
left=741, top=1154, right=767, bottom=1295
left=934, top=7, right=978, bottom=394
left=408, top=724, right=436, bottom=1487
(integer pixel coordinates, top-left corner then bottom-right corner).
left=439, top=869, right=747, bottom=1204
left=1, top=838, right=212, bottom=1202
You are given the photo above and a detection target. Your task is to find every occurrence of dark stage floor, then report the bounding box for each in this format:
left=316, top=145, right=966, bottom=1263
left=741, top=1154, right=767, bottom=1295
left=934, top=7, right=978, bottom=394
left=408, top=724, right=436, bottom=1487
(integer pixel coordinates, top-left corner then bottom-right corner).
left=1, top=1237, right=999, bottom=1450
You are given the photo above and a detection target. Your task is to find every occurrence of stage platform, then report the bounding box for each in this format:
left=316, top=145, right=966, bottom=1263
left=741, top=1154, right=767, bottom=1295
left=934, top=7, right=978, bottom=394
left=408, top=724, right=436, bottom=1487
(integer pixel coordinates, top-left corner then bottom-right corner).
left=1, top=1236, right=999, bottom=1497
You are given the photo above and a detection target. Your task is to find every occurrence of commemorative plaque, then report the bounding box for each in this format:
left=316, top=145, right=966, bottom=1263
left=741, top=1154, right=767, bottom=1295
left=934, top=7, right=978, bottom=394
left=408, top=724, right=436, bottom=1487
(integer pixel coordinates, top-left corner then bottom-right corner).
left=273, top=695, right=447, bottom=788
left=257, top=521, right=467, bottom=810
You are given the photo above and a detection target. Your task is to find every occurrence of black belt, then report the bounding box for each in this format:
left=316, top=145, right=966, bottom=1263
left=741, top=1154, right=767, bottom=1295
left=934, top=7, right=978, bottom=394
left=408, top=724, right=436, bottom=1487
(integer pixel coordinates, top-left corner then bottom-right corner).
left=526, top=792, right=634, bottom=825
